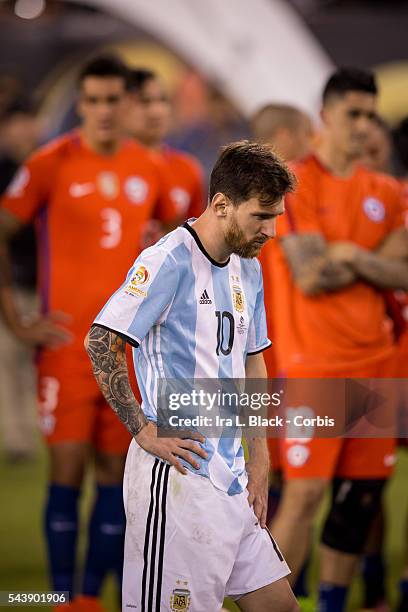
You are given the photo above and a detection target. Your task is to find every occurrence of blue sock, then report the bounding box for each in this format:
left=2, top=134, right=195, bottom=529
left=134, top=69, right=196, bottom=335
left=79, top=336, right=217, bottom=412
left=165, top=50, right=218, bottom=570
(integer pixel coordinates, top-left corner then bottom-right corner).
left=44, top=484, right=79, bottom=597
left=362, top=553, right=385, bottom=607
left=82, top=484, right=126, bottom=597
left=318, top=583, right=347, bottom=612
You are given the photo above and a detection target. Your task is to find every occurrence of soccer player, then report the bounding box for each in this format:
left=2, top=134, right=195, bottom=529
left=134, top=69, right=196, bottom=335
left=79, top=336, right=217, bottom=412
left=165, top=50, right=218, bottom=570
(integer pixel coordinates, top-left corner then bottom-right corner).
left=358, top=114, right=395, bottom=612
left=252, top=103, right=313, bottom=378
left=267, top=68, right=408, bottom=612
left=0, top=97, right=40, bottom=462
left=0, top=55, right=177, bottom=611
left=391, top=116, right=408, bottom=612
left=127, top=68, right=205, bottom=223
left=251, top=104, right=313, bottom=163
left=86, top=141, right=300, bottom=611
left=252, top=104, right=314, bottom=601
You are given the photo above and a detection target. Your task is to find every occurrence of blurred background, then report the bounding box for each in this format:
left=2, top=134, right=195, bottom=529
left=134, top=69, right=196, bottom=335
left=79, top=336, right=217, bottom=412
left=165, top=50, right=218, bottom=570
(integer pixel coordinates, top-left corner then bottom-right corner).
left=0, top=1, right=407, bottom=611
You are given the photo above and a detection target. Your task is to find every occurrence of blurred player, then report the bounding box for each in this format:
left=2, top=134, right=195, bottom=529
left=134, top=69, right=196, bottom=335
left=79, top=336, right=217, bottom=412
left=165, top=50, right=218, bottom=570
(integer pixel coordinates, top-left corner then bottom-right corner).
left=252, top=104, right=314, bottom=602
left=0, top=97, right=40, bottom=462
left=127, top=67, right=205, bottom=236
left=252, top=104, right=313, bottom=380
left=391, top=117, right=408, bottom=612
left=252, top=103, right=313, bottom=163
left=357, top=115, right=394, bottom=612
left=361, top=115, right=408, bottom=612
left=0, top=55, right=177, bottom=611
left=86, top=141, right=299, bottom=612
left=268, top=68, right=408, bottom=612
left=251, top=103, right=313, bottom=491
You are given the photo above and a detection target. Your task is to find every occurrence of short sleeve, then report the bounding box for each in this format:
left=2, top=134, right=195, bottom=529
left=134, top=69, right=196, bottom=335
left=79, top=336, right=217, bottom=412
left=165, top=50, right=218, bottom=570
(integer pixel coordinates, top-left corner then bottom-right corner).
left=386, top=179, right=408, bottom=233
left=246, top=263, right=271, bottom=355
left=94, top=250, right=179, bottom=346
left=0, top=151, right=53, bottom=223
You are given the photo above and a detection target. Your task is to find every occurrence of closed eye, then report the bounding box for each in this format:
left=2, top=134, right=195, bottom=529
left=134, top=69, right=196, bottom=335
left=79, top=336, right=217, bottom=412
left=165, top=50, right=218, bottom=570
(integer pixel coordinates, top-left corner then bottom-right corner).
left=254, top=212, right=283, bottom=220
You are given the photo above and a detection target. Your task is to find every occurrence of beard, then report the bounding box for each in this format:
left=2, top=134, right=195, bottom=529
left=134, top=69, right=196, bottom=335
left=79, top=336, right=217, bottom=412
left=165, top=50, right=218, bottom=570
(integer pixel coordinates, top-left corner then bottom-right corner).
left=224, top=217, right=267, bottom=259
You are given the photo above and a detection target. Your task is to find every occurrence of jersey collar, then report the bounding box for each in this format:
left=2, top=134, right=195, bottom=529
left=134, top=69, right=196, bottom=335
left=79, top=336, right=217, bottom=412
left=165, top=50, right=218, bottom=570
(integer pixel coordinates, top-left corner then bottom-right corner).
left=182, top=221, right=230, bottom=268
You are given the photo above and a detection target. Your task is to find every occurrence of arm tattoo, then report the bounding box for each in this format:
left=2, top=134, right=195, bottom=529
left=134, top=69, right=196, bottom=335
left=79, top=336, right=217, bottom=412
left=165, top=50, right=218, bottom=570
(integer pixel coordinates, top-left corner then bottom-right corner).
left=353, top=251, right=408, bottom=290
left=281, top=234, right=356, bottom=294
left=86, top=325, right=147, bottom=436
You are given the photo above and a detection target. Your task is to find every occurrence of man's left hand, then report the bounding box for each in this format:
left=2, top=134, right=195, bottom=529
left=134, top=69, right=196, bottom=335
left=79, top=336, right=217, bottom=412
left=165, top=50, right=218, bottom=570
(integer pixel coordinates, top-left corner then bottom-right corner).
left=246, top=460, right=269, bottom=529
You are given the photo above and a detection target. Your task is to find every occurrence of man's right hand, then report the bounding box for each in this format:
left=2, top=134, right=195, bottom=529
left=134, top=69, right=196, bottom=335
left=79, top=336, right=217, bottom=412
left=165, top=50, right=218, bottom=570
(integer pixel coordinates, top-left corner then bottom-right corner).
left=13, top=311, right=73, bottom=348
left=135, top=421, right=208, bottom=475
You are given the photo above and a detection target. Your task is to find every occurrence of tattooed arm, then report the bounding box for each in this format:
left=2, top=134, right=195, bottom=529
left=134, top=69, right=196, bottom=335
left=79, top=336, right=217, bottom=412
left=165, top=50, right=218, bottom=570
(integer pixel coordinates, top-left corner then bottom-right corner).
left=280, top=233, right=357, bottom=296
left=85, top=324, right=147, bottom=436
left=328, top=227, right=408, bottom=290
left=85, top=324, right=207, bottom=473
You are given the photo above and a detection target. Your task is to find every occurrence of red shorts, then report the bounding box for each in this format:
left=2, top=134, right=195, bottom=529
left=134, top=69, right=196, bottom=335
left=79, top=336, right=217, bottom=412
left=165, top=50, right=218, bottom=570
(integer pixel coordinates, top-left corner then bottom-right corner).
left=37, top=348, right=131, bottom=454
left=281, top=357, right=398, bottom=480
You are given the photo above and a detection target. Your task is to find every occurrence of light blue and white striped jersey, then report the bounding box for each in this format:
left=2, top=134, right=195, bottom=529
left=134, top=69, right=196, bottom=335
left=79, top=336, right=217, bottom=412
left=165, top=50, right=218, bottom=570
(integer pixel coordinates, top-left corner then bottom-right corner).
left=94, top=221, right=270, bottom=495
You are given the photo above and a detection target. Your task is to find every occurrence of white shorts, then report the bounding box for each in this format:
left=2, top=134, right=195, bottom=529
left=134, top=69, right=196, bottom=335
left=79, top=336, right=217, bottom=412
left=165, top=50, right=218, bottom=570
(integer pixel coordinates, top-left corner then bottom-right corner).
left=122, top=440, right=290, bottom=612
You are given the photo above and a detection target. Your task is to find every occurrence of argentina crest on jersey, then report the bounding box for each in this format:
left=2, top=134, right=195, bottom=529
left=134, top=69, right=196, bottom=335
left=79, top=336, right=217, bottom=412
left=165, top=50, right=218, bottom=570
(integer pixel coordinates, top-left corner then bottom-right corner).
left=231, top=274, right=245, bottom=313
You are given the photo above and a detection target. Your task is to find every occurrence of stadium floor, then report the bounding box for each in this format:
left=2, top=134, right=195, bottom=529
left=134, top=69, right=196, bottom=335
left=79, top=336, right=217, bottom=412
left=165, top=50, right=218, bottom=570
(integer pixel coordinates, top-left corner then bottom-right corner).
left=0, top=445, right=407, bottom=611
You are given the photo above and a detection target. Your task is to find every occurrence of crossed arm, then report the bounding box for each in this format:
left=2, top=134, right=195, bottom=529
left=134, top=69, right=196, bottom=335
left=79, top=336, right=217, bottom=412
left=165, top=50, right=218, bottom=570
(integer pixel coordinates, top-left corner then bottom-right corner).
left=281, top=227, right=408, bottom=296
left=85, top=324, right=206, bottom=474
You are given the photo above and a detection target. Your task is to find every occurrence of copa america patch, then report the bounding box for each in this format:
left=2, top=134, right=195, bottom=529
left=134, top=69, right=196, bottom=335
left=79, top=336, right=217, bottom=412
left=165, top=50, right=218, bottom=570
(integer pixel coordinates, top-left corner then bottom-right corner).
left=362, top=197, right=385, bottom=223
left=125, top=265, right=150, bottom=297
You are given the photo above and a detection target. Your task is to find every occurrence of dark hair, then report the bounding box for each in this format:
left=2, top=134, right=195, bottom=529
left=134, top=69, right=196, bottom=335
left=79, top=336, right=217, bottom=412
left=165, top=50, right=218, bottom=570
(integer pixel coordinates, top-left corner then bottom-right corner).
left=128, top=68, right=156, bottom=93
left=209, top=140, right=296, bottom=205
left=78, top=54, right=130, bottom=88
left=322, top=67, right=377, bottom=104
left=393, top=116, right=408, bottom=171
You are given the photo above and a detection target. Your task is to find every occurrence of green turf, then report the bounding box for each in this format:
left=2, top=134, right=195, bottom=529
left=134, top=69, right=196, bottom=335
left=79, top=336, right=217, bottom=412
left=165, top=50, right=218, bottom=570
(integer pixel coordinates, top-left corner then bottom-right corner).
left=0, top=447, right=407, bottom=611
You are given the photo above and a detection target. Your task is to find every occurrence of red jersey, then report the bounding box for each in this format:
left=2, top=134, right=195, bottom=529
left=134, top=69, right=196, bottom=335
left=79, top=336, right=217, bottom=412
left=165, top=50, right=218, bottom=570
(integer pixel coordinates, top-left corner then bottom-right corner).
left=151, top=146, right=205, bottom=219
left=1, top=131, right=176, bottom=348
left=394, top=180, right=408, bottom=370
left=266, top=155, right=405, bottom=374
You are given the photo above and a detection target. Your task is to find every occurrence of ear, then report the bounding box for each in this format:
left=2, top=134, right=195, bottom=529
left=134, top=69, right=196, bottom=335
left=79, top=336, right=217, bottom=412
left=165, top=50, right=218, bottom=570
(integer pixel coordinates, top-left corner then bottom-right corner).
left=210, top=192, right=229, bottom=217
left=320, top=105, right=328, bottom=126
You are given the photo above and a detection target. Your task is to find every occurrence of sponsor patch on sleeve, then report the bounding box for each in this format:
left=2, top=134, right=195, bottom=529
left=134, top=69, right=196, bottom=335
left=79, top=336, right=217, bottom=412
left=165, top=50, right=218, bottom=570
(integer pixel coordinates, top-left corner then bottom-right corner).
left=124, top=265, right=150, bottom=297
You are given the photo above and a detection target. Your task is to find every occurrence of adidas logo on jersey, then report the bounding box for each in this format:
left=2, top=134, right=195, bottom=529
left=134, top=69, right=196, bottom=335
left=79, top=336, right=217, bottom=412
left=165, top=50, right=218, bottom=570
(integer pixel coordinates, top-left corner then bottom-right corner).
left=199, top=289, right=212, bottom=304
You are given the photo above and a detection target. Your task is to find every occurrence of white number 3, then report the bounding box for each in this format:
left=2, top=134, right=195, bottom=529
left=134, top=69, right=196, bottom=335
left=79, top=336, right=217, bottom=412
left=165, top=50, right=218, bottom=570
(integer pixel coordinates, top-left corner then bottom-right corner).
left=100, top=207, right=122, bottom=249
